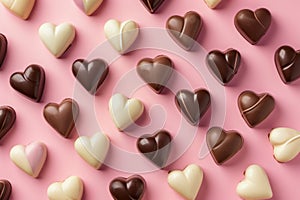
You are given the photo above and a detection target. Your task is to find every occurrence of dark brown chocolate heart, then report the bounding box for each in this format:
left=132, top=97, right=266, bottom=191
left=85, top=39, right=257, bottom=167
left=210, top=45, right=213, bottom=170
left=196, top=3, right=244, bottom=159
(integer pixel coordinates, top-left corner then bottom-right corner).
left=43, top=98, right=79, bottom=138
left=206, top=127, right=243, bottom=165
left=0, top=106, right=16, bottom=141
left=206, top=49, right=241, bottom=85
left=137, top=55, right=173, bottom=94
left=175, top=89, right=210, bottom=126
left=109, top=175, right=146, bottom=200
left=72, top=59, right=109, bottom=94
left=0, top=180, right=12, bottom=200
left=166, top=11, right=202, bottom=50
left=0, top=33, right=7, bottom=68
left=10, top=64, right=45, bottom=102
left=238, top=91, right=275, bottom=128
left=140, top=0, right=165, bottom=13
left=234, top=8, right=271, bottom=45
left=137, top=130, right=172, bottom=168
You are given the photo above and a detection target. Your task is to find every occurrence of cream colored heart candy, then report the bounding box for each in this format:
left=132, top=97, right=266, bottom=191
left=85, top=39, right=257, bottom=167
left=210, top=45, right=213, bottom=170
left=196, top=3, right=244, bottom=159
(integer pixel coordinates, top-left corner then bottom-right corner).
left=168, top=164, right=203, bottom=200
left=104, top=19, right=139, bottom=54
left=39, top=22, right=76, bottom=58
left=236, top=164, right=273, bottom=200
left=47, top=176, right=83, bottom=200
left=1, top=0, right=35, bottom=20
left=73, top=0, right=103, bottom=15
left=74, top=132, right=110, bottom=169
left=204, top=0, right=222, bottom=9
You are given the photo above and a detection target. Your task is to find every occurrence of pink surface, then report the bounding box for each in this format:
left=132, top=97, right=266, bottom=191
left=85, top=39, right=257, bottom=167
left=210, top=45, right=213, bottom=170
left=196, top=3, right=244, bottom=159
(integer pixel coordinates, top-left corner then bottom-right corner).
left=0, top=0, right=300, bottom=199
left=25, top=142, right=46, bottom=174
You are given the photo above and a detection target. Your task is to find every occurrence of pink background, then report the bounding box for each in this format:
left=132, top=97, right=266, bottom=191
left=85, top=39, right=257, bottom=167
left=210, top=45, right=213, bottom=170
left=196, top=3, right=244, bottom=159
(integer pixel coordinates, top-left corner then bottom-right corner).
left=0, top=0, right=300, bottom=199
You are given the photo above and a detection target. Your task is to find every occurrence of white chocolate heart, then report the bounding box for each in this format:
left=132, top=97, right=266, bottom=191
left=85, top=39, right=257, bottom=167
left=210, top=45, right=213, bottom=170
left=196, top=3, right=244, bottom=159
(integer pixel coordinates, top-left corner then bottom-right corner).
left=74, top=133, right=110, bottom=169
left=47, top=176, right=83, bottom=200
left=74, top=0, right=103, bottom=15
left=168, top=164, right=203, bottom=200
left=204, top=0, right=222, bottom=9
left=109, top=93, right=144, bottom=131
left=39, top=22, right=76, bottom=58
left=236, top=164, right=273, bottom=200
left=104, top=19, right=139, bottom=54
left=1, top=0, right=35, bottom=19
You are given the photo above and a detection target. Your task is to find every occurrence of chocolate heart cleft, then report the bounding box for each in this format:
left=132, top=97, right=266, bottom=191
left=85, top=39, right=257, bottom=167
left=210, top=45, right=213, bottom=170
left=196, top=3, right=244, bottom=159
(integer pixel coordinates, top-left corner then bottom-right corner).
left=0, top=106, right=16, bottom=141
left=140, top=0, right=165, bottom=13
left=0, top=179, right=12, bottom=200
left=0, top=33, right=7, bottom=68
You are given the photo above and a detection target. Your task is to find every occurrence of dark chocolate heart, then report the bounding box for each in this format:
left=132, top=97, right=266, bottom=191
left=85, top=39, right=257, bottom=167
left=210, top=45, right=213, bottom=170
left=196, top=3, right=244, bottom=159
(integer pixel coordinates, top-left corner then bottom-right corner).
left=0, top=106, right=16, bottom=141
left=0, top=180, right=12, bottom=200
left=166, top=11, right=202, bottom=50
left=137, top=55, right=173, bottom=94
left=72, top=59, right=109, bottom=94
left=109, top=175, right=146, bottom=200
left=234, top=8, right=271, bottom=45
left=140, top=0, right=165, bottom=13
left=175, top=89, right=210, bottom=126
left=238, top=91, right=275, bottom=128
left=137, top=130, right=172, bottom=168
left=206, top=127, right=243, bottom=165
left=0, top=33, right=7, bottom=68
left=206, top=49, right=241, bottom=85
left=10, top=64, right=45, bottom=102
left=43, top=98, right=79, bottom=138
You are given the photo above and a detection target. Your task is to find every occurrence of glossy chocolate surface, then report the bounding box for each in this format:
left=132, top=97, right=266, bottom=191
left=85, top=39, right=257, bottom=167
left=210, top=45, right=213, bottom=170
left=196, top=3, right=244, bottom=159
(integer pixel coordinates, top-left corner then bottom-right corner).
left=0, top=106, right=16, bottom=141
left=0, top=33, right=7, bottom=68
left=140, top=0, right=165, bottom=13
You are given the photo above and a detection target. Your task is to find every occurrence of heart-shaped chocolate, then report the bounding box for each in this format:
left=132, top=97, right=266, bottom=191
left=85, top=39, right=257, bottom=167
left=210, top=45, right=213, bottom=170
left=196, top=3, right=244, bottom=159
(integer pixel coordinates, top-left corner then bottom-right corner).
left=175, top=89, right=210, bottom=126
left=109, top=175, right=146, bottom=200
left=43, top=98, right=79, bottom=138
left=234, top=8, right=271, bottom=45
left=0, top=180, right=12, bottom=200
left=238, top=91, right=275, bottom=128
left=0, top=106, right=16, bottom=141
left=10, top=64, right=45, bottom=102
left=206, top=127, right=243, bottom=165
left=206, top=49, right=241, bottom=85
left=137, top=130, right=172, bottom=168
left=137, top=55, right=173, bottom=94
left=0, top=33, right=7, bottom=68
left=166, top=11, right=202, bottom=51
left=140, top=0, right=165, bottom=13
left=72, top=58, right=109, bottom=94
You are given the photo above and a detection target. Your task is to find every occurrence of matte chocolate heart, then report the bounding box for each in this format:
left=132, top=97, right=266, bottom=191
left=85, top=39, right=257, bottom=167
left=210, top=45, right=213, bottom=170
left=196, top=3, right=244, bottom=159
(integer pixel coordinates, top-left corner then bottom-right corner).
left=206, top=127, right=243, bottom=165
left=10, top=64, right=45, bottom=102
left=274, top=45, right=300, bottom=84
left=109, top=175, right=146, bottom=200
left=72, top=58, right=109, bottom=94
left=140, top=0, right=165, bottom=13
left=0, top=106, right=16, bottom=141
left=137, top=55, right=173, bottom=94
left=206, top=49, right=241, bottom=85
left=166, top=11, right=202, bottom=50
left=0, top=180, right=12, bottom=200
left=43, top=98, right=79, bottom=138
left=137, top=130, right=172, bottom=168
left=175, top=89, right=210, bottom=126
left=238, top=91, right=275, bottom=128
left=0, top=33, right=7, bottom=68
left=234, top=8, right=271, bottom=45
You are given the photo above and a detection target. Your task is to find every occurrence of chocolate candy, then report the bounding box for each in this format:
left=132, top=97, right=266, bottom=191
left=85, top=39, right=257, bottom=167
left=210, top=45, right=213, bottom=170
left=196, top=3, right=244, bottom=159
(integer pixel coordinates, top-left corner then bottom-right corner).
left=73, top=0, right=103, bottom=15
left=72, top=58, right=109, bottom=94
left=109, top=175, right=146, bottom=200
left=0, top=106, right=16, bottom=141
left=137, top=55, right=173, bottom=94
left=238, top=91, right=275, bottom=128
left=166, top=11, right=202, bottom=51
left=206, top=49, right=241, bottom=85
left=0, top=180, right=12, bottom=200
left=0, top=33, right=7, bottom=68
left=10, top=64, right=45, bottom=102
left=137, top=130, right=172, bottom=168
left=175, top=89, right=210, bottom=126
left=43, top=98, right=79, bottom=138
left=206, top=127, right=243, bottom=165
left=234, top=8, right=271, bottom=45
left=1, top=0, right=35, bottom=20
left=274, top=45, right=300, bottom=84
left=140, top=0, right=165, bottom=13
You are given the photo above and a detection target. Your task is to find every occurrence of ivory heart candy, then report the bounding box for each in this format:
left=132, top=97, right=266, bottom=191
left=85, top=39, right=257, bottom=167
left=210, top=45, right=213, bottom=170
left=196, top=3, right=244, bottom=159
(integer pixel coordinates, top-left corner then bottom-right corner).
left=234, top=8, right=272, bottom=45
left=0, top=106, right=16, bottom=141
left=1, top=0, right=35, bottom=20
left=10, top=64, right=45, bottom=102
left=166, top=11, right=202, bottom=51
left=10, top=141, right=47, bottom=178
left=39, top=22, right=76, bottom=58
left=137, top=55, right=174, bottom=94
left=73, top=0, right=103, bottom=15
left=236, top=164, right=273, bottom=200
left=204, top=0, right=222, bottom=9
left=168, top=164, right=203, bottom=200
left=0, top=180, right=12, bottom=200
left=140, top=0, right=165, bottom=13
left=238, top=90, right=275, bottom=128
left=43, top=98, right=79, bottom=138
left=0, top=33, right=7, bottom=68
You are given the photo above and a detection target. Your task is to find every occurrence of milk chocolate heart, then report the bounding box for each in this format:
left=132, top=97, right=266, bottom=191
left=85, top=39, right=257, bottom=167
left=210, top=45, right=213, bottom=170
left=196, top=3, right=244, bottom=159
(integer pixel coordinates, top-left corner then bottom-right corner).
left=206, top=49, right=241, bottom=85
left=109, top=175, right=146, bottom=200
left=166, top=11, right=202, bottom=51
left=137, top=130, right=172, bottom=168
left=0, top=106, right=16, bottom=141
left=72, top=59, right=109, bottom=94
left=238, top=91, right=275, bottom=128
left=140, top=0, right=165, bottom=13
left=234, top=8, right=271, bottom=45
left=137, top=55, right=173, bottom=94
left=10, top=64, right=45, bottom=102
left=43, top=98, right=79, bottom=138
left=0, top=33, right=7, bottom=68
left=175, top=89, right=210, bottom=126
left=0, top=180, right=12, bottom=200
left=206, top=127, right=243, bottom=165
